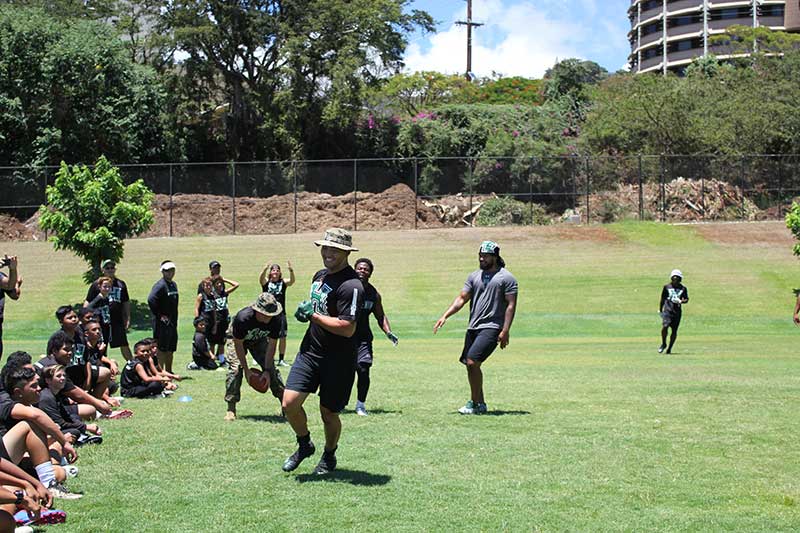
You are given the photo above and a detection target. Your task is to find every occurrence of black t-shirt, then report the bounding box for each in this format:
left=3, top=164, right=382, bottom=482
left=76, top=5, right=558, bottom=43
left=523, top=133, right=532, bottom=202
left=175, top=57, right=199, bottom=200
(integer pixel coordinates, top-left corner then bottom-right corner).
left=262, top=279, right=288, bottom=310
left=61, top=328, right=87, bottom=369
left=231, top=307, right=281, bottom=343
left=298, top=267, right=364, bottom=359
left=85, top=342, right=104, bottom=365
left=192, top=331, right=211, bottom=361
left=0, top=272, right=8, bottom=322
left=34, top=356, right=77, bottom=393
left=38, top=388, right=85, bottom=436
left=87, top=294, right=111, bottom=326
left=86, top=278, right=129, bottom=324
left=660, top=283, right=689, bottom=316
left=148, top=278, right=179, bottom=324
left=355, top=283, right=382, bottom=343
left=0, top=391, right=18, bottom=437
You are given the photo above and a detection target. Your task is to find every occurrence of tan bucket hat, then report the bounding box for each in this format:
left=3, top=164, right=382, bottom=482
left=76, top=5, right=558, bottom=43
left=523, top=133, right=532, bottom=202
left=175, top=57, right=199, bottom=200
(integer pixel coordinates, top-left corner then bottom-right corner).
left=314, top=228, right=358, bottom=251
left=251, top=292, right=283, bottom=317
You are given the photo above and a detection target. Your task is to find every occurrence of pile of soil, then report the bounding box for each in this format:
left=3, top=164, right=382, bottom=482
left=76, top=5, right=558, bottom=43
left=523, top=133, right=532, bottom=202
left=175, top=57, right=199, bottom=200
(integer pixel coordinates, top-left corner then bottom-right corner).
left=141, top=183, right=447, bottom=237
left=0, top=214, right=43, bottom=241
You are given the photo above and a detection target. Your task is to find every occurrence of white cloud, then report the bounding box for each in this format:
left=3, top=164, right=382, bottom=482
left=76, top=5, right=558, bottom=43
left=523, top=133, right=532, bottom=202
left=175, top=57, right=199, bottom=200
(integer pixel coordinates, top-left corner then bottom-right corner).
left=404, top=0, right=622, bottom=78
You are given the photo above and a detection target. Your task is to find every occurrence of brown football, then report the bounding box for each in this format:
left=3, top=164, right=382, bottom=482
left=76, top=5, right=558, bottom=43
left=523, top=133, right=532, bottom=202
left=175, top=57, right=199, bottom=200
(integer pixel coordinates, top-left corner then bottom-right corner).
left=247, top=370, right=270, bottom=394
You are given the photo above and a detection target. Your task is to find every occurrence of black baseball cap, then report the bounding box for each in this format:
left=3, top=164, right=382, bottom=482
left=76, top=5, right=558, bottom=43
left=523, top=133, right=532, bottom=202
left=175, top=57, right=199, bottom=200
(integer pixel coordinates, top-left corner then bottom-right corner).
left=209, top=260, right=221, bottom=269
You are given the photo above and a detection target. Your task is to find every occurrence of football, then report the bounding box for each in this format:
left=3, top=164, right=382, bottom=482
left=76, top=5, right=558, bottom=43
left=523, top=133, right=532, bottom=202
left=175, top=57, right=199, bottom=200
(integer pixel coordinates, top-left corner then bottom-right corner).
left=247, top=370, right=270, bottom=394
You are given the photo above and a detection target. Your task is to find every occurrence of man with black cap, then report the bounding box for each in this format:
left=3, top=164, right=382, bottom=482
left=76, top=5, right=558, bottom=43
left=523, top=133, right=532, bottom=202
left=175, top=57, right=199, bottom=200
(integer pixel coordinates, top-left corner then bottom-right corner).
left=148, top=261, right=179, bottom=373
left=659, top=269, right=688, bottom=354
left=434, top=240, right=518, bottom=415
left=223, top=292, right=286, bottom=421
left=84, top=259, right=131, bottom=361
left=281, top=228, right=364, bottom=475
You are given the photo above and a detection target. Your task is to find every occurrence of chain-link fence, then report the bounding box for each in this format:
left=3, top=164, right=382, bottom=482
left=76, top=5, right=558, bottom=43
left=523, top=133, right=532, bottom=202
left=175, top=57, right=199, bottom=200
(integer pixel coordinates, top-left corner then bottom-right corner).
left=2, top=155, right=798, bottom=238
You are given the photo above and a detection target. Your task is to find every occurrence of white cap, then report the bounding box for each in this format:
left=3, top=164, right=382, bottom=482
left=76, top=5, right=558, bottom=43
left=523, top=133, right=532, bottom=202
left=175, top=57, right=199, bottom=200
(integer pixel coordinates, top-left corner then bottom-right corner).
left=160, top=261, right=176, bottom=272
left=670, top=269, right=683, bottom=279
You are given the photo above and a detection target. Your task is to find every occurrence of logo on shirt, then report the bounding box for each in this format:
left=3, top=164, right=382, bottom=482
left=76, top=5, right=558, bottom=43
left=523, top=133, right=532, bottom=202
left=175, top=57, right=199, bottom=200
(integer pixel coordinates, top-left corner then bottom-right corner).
left=109, top=287, right=122, bottom=304
left=267, top=281, right=284, bottom=295
left=214, top=296, right=228, bottom=311
left=667, top=287, right=684, bottom=304
left=362, top=299, right=374, bottom=311
left=309, top=281, right=332, bottom=316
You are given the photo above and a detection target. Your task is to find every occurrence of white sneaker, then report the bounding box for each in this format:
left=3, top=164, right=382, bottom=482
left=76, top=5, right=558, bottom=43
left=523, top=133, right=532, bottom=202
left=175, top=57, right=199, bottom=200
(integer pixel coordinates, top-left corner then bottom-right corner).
left=161, top=389, right=175, bottom=398
left=15, top=526, right=34, bottom=533
left=64, top=465, right=79, bottom=478
left=355, top=402, right=368, bottom=416
left=48, top=481, right=83, bottom=500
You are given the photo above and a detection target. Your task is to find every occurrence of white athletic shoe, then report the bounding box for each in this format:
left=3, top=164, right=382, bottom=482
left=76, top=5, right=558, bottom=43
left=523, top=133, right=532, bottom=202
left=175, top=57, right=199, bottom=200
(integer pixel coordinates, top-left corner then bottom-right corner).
left=355, top=402, right=368, bottom=416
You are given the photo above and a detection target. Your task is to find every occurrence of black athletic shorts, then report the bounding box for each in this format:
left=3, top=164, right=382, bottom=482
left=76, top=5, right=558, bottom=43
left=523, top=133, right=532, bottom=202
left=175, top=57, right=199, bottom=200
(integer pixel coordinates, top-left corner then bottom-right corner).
left=276, top=313, right=288, bottom=339
left=661, top=312, right=681, bottom=329
left=0, top=438, right=10, bottom=461
left=109, top=320, right=129, bottom=348
left=285, top=351, right=356, bottom=413
left=460, top=328, right=499, bottom=364
left=356, top=341, right=373, bottom=366
left=65, top=366, right=87, bottom=388
left=153, top=320, right=178, bottom=352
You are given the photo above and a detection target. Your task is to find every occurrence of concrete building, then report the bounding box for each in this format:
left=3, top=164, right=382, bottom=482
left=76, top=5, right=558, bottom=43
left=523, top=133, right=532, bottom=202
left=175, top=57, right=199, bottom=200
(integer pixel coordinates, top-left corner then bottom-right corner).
left=628, top=0, right=800, bottom=74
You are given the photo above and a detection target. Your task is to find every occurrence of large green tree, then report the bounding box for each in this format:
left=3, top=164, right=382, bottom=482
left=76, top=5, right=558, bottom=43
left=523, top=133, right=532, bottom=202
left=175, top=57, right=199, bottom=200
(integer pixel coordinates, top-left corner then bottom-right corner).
left=162, top=0, right=433, bottom=161
left=0, top=5, right=175, bottom=167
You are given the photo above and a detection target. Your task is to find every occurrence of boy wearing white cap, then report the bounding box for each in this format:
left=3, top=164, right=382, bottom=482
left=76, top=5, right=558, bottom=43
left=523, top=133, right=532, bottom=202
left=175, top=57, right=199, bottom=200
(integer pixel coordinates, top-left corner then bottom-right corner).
left=147, top=261, right=179, bottom=372
left=433, top=240, right=518, bottom=415
left=659, top=269, right=689, bottom=354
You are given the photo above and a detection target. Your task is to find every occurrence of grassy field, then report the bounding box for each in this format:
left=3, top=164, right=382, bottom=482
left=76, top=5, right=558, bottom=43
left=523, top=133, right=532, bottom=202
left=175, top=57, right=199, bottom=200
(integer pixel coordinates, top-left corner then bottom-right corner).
left=0, top=221, right=798, bottom=532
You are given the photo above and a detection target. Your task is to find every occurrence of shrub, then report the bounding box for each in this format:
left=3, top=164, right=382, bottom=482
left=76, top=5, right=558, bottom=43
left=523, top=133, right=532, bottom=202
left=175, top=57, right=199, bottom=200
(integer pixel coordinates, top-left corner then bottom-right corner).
left=476, top=197, right=550, bottom=226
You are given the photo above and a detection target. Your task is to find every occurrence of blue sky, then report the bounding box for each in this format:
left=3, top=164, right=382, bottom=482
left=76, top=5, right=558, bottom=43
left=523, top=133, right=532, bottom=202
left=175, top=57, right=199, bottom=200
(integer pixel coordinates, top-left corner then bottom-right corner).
left=404, top=0, right=632, bottom=77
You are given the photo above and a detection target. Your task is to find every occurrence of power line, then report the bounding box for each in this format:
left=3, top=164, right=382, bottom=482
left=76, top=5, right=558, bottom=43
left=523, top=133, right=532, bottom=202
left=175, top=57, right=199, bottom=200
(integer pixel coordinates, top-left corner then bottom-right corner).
left=455, top=0, right=483, bottom=80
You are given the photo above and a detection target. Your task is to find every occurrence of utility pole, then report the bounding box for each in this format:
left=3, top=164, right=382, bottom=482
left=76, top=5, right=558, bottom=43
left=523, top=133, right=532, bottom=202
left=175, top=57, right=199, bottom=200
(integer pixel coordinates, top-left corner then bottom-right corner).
left=456, top=0, right=483, bottom=80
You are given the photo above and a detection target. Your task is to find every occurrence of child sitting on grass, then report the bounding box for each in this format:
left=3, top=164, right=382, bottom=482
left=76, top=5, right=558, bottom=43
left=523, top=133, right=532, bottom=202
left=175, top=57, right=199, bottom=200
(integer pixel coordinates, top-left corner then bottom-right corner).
left=120, top=341, right=173, bottom=399
left=189, top=317, right=218, bottom=370
left=38, top=365, right=102, bottom=446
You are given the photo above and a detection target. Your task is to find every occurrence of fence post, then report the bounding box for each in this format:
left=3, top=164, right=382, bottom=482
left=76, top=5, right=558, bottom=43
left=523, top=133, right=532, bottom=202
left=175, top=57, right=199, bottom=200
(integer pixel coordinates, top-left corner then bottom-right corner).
left=659, top=155, right=666, bottom=222
left=42, top=169, right=48, bottom=241
left=293, top=162, right=298, bottom=234
left=740, top=155, right=746, bottom=220
left=700, top=157, right=705, bottom=220
left=468, top=159, right=474, bottom=226
left=413, top=159, right=418, bottom=230
left=529, top=157, right=534, bottom=225
left=778, top=155, right=784, bottom=217
left=230, top=161, right=236, bottom=235
left=168, top=164, right=173, bottom=237
left=638, top=154, right=643, bottom=221
left=353, top=159, right=358, bottom=231
left=584, top=156, right=590, bottom=224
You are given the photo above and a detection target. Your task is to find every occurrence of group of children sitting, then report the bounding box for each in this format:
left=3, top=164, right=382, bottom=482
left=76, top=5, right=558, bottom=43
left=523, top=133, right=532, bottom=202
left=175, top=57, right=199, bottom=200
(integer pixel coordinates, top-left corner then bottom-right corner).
left=0, top=301, right=188, bottom=532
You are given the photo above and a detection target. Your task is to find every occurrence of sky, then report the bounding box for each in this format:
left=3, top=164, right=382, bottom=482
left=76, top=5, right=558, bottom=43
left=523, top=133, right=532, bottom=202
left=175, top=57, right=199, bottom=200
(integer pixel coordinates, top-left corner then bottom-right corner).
left=404, top=0, right=633, bottom=78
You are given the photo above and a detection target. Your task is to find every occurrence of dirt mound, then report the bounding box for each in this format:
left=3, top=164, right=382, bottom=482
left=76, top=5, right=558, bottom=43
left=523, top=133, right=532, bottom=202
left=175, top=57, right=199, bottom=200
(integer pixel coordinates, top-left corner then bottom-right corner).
left=141, top=183, right=447, bottom=237
left=0, top=214, right=42, bottom=241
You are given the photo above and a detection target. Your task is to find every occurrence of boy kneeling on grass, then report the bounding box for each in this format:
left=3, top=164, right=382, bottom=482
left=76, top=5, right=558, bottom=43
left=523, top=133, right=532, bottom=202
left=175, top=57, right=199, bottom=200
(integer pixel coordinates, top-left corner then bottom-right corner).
left=188, top=317, right=218, bottom=371
left=120, top=340, right=176, bottom=399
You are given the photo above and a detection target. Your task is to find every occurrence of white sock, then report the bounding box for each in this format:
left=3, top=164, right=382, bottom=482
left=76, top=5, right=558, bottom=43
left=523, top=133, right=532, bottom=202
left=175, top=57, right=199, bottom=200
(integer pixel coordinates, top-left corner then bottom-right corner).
left=35, top=462, right=56, bottom=487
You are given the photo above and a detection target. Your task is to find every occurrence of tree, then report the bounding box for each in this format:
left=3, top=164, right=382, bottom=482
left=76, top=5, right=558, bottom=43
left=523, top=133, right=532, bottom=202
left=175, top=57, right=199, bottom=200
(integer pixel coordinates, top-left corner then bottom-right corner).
left=38, top=156, right=154, bottom=283
left=163, top=0, right=434, bottom=160
left=786, top=202, right=800, bottom=257
left=0, top=5, right=176, bottom=167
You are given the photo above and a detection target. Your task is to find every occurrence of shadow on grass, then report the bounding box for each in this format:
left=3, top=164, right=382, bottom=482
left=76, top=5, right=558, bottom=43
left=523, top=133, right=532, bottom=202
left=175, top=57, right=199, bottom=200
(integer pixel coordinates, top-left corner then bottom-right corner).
left=295, top=469, right=391, bottom=486
left=451, top=410, right=531, bottom=416
left=239, top=414, right=287, bottom=424
left=342, top=408, right=402, bottom=415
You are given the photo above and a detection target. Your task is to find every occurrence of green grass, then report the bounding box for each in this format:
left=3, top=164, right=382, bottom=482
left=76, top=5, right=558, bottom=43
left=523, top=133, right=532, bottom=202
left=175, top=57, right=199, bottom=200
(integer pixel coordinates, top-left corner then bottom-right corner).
left=1, top=222, right=799, bottom=532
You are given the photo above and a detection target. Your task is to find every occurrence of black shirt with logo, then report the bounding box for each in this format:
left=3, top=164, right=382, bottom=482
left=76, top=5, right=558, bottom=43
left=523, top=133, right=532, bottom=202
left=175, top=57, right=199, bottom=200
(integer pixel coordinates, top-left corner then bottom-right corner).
left=148, top=278, right=179, bottom=324
left=660, top=283, right=689, bottom=316
left=299, top=267, right=363, bottom=359
left=87, top=293, right=112, bottom=340
left=85, top=278, right=129, bottom=324
left=355, top=283, right=382, bottom=343
left=262, top=279, right=288, bottom=310
left=231, top=307, right=281, bottom=343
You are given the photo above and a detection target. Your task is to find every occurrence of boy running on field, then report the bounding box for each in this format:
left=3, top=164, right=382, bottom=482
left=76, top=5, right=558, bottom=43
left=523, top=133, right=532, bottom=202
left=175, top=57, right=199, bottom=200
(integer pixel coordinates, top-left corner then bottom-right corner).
left=659, top=269, right=689, bottom=354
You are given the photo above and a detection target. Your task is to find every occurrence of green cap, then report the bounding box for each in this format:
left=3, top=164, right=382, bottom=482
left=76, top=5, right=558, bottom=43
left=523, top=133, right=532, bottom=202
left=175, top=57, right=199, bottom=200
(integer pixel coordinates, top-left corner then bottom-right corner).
left=314, top=228, right=358, bottom=251
left=480, top=241, right=500, bottom=255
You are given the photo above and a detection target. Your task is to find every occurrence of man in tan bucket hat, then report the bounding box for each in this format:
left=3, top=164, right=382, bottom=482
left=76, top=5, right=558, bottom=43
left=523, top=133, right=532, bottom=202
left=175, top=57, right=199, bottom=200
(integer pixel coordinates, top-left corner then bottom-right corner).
left=281, top=228, right=364, bottom=475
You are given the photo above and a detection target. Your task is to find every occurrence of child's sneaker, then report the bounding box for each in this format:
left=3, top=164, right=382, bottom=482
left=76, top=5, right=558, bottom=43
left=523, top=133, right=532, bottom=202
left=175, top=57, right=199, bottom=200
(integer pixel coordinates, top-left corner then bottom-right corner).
left=161, top=389, right=175, bottom=398
left=64, top=465, right=79, bottom=478
left=15, top=508, right=67, bottom=526
left=355, top=401, right=368, bottom=416
left=458, top=400, right=476, bottom=415
left=48, top=481, right=82, bottom=500
left=474, top=402, right=488, bottom=414
left=186, top=361, right=199, bottom=370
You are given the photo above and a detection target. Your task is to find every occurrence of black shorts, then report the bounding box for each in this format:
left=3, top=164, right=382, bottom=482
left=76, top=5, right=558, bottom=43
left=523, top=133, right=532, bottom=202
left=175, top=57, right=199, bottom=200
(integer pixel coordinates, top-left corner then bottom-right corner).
left=356, top=341, right=373, bottom=366
left=661, top=312, right=681, bottom=329
left=109, top=320, right=128, bottom=348
left=460, top=328, right=499, bottom=364
left=0, top=438, right=10, bottom=461
left=207, top=318, right=228, bottom=345
left=153, top=320, right=178, bottom=352
left=65, top=366, right=87, bottom=387
left=285, top=351, right=356, bottom=413
left=276, top=313, right=288, bottom=339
